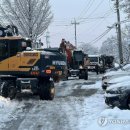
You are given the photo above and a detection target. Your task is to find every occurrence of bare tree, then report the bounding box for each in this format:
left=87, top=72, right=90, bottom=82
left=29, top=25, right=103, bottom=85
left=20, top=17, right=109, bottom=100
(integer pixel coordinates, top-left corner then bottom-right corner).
left=79, top=43, right=99, bottom=55
left=0, top=0, right=53, bottom=42
left=100, top=32, right=130, bottom=64
left=122, top=0, right=130, bottom=18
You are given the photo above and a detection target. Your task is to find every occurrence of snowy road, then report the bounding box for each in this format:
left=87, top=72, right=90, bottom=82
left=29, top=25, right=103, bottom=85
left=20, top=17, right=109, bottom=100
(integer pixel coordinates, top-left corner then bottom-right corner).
left=0, top=73, right=107, bottom=130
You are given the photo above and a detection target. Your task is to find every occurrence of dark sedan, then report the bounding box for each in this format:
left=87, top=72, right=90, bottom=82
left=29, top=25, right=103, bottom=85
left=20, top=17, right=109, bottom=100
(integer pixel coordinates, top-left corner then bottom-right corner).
left=105, top=81, right=130, bottom=109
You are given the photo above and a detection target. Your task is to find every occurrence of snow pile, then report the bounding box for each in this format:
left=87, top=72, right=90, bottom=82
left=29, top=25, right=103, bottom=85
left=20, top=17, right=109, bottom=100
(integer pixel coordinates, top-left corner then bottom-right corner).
left=0, top=96, right=21, bottom=129
left=108, top=76, right=130, bottom=84
left=87, top=107, right=130, bottom=130
left=81, top=81, right=102, bottom=89
left=107, top=80, right=130, bottom=91
left=123, top=64, right=130, bottom=70
left=103, top=70, right=125, bottom=77
left=114, top=63, right=119, bottom=68
left=77, top=93, right=106, bottom=130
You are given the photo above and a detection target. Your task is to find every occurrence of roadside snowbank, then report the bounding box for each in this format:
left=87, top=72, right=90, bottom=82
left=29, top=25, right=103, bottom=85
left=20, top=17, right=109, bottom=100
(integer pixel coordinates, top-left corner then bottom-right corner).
left=87, top=107, right=130, bottom=130
left=0, top=96, right=22, bottom=129
left=81, top=81, right=102, bottom=89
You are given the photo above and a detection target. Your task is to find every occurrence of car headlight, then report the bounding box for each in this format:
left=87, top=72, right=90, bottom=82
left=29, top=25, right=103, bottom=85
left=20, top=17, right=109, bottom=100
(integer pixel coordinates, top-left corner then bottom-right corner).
left=79, top=65, right=83, bottom=69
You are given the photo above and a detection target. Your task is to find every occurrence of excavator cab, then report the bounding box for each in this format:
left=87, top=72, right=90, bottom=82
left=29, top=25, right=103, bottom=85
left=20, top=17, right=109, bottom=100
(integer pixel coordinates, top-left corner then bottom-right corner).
left=0, top=37, right=32, bottom=71
left=0, top=25, right=32, bottom=65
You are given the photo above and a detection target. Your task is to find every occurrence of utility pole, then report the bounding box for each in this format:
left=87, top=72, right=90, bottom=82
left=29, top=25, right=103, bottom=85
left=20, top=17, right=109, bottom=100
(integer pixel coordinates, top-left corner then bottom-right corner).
left=71, top=19, right=79, bottom=48
left=45, top=31, right=50, bottom=48
left=114, top=0, right=123, bottom=64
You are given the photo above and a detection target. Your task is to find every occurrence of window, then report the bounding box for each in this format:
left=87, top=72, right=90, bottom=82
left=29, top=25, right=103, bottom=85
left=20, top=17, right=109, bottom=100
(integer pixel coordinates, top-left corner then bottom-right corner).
left=73, top=51, right=83, bottom=62
left=89, top=57, right=99, bottom=62
left=0, top=41, right=8, bottom=59
left=9, top=40, right=21, bottom=57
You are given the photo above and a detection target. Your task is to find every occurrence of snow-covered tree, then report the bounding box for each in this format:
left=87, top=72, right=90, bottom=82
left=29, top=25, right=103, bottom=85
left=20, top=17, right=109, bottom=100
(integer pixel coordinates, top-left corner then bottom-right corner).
left=0, top=0, right=53, bottom=42
left=100, top=26, right=130, bottom=64
left=123, top=0, right=130, bottom=18
left=79, top=43, right=99, bottom=55
left=100, top=36, right=118, bottom=60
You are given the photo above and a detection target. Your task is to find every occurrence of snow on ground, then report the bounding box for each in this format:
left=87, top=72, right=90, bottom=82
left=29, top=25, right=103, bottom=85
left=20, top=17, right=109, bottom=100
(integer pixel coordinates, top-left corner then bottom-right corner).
left=76, top=93, right=106, bottom=130
left=15, top=90, right=105, bottom=130
left=123, top=64, right=130, bottom=70
left=114, top=63, right=119, bottom=68
left=0, top=96, right=25, bottom=129
left=81, top=81, right=102, bottom=89
left=87, top=107, right=130, bottom=130
left=0, top=79, right=106, bottom=130
left=1, top=75, right=130, bottom=130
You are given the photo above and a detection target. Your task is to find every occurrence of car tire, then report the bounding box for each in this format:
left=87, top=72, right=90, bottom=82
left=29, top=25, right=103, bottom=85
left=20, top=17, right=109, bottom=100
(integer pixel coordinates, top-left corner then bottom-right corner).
left=127, top=96, right=130, bottom=109
left=39, top=80, right=55, bottom=100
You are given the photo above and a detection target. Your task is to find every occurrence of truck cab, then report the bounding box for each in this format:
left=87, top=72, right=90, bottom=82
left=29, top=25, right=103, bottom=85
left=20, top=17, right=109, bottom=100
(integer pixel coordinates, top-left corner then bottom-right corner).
left=87, top=55, right=101, bottom=71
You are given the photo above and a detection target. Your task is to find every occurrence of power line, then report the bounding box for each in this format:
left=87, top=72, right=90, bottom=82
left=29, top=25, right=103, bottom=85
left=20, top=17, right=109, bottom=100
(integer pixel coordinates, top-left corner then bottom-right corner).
left=78, top=0, right=104, bottom=22
left=78, top=0, right=95, bottom=19
left=79, top=9, right=113, bottom=24
left=78, top=10, right=114, bottom=38
left=86, top=18, right=130, bottom=46
left=86, top=0, right=104, bottom=19
left=87, top=28, right=113, bottom=45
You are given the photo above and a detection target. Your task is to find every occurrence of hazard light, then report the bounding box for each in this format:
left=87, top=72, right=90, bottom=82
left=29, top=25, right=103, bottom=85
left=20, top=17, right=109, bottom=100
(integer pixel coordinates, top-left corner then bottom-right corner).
left=45, top=69, right=51, bottom=74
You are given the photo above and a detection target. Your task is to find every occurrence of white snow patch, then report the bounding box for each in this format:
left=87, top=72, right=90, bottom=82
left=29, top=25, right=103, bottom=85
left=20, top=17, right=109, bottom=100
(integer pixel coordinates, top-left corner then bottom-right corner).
left=81, top=81, right=102, bottom=89
left=103, top=70, right=126, bottom=77
left=0, top=96, right=24, bottom=129
left=107, top=81, right=130, bottom=91
left=77, top=93, right=106, bottom=130
left=108, top=76, right=130, bottom=84
left=87, top=107, right=130, bottom=130
left=123, top=64, right=130, bottom=70
left=114, top=63, right=119, bottom=68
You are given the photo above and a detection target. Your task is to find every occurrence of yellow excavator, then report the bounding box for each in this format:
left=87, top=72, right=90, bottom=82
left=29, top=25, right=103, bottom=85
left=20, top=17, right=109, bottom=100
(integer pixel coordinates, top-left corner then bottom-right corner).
left=0, top=25, right=67, bottom=100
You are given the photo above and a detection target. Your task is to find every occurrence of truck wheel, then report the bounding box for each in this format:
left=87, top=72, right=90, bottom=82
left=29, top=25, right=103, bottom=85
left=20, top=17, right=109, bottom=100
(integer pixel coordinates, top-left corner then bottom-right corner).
left=8, top=81, right=16, bottom=100
left=79, top=75, right=82, bottom=79
left=39, top=80, right=55, bottom=100
left=1, top=81, right=9, bottom=98
left=127, top=96, right=130, bottom=109
left=47, top=81, right=55, bottom=100
left=1, top=81, right=16, bottom=100
left=84, top=70, right=88, bottom=80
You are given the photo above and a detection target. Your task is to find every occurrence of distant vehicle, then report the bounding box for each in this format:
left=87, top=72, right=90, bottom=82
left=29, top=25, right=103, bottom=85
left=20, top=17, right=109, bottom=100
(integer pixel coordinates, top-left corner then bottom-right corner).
left=87, top=55, right=100, bottom=74
left=105, top=81, right=130, bottom=109
left=60, top=39, right=88, bottom=80
left=100, top=55, right=114, bottom=73
left=69, top=50, right=88, bottom=79
left=87, top=55, right=114, bottom=74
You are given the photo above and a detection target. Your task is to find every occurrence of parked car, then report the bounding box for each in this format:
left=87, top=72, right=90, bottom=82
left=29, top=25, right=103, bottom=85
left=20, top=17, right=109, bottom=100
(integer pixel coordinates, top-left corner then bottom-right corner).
left=102, top=75, right=130, bottom=90
left=105, top=81, right=130, bottom=109
left=102, top=70, right=130, bottom=90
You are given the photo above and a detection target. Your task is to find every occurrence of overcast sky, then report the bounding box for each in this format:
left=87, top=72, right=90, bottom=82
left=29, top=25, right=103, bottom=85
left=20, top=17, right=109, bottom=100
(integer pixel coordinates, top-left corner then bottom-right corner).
left=42, top=0, right=126, bottom=48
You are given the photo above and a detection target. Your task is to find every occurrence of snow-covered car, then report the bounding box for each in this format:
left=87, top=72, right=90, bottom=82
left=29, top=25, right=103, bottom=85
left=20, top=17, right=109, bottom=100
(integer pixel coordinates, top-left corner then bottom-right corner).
left=102, top=75, right=130, bottom=90
left=102, top=70, right=130, bottom=90
left=105, top=81, right=130, bottom=109
left=122, top=63, right=130, bottom=71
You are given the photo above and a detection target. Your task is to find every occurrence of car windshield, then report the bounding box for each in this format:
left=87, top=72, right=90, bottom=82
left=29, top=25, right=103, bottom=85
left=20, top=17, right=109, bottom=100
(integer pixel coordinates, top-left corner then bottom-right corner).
left=89, top=57, right=98, bottom=62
